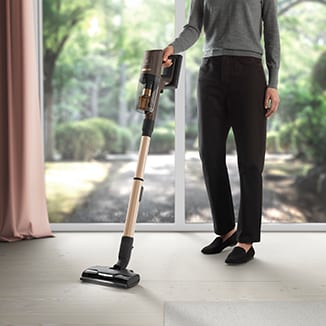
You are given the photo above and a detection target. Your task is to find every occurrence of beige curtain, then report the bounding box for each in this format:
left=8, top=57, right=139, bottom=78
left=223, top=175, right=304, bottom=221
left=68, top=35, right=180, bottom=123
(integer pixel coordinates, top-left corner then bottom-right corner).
left=0, top=0, right=53, bottom=241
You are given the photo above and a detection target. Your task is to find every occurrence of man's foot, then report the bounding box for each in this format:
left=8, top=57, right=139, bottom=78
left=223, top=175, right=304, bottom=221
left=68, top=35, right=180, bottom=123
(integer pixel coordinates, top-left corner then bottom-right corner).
left=225, top=245, right=255, bottom=264
left=201, top=230, right=237, bottom=255
left=236, top=242, right=252, bottom=253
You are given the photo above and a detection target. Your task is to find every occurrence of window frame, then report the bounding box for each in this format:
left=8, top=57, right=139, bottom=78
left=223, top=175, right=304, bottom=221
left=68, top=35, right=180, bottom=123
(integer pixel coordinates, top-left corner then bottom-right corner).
left=36, top=0, right=326, bottom=232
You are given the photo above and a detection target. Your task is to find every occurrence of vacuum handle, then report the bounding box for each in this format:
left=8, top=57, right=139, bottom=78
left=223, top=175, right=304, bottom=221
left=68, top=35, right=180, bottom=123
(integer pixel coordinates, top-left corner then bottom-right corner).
left=162, top=54, right=183, bottom=89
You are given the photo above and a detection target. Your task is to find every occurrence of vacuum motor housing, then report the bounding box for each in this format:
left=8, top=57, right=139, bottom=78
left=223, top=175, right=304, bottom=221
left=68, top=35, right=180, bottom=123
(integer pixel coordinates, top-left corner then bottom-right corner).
left=136, top=49, right=182, bottom=113
left=136, top=49, right=163, bottom=113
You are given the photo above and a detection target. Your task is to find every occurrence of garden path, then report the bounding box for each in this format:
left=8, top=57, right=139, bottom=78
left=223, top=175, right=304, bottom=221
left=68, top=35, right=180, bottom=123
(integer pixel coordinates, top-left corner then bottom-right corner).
left=67, top=153, right=314, bottom=224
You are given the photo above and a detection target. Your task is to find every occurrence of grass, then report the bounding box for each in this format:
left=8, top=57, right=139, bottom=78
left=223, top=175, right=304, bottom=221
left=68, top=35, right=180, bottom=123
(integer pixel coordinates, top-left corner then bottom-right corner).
left=45, top=162, right=110, bottom=222
left=45, top=155, right=313, bottom=224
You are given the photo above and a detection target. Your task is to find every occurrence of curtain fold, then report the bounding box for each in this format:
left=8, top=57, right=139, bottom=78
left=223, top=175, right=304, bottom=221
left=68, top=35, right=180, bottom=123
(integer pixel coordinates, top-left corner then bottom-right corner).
left=0, top=0, right=53, bottom=241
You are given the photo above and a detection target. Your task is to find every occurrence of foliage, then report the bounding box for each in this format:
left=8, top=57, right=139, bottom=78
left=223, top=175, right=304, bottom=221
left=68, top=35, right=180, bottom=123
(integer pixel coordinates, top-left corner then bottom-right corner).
left=185, top=124, right=198, bottom=150
left=50, top=0, right=175, bottom=124
left=312, top=51, right=326, bottom=93
left=271, top=2, right=326, bottom=165
left=266, top=131, right=281, bottom=154
left=293, top=94, right=326, bottom=164
left=278, top=122, right=295, bottom=152
left=274, top=91, right=326, bottom=164
left=115, top=127, right=132, bottom=154
left=56, top=121, right=104, bottom=161
left=150, top=127, right=174, bottom=154
left=44, top=0, right=326, bottom=165
left=56, top=118, right=132, bottom=160
left=185, top=124, right=197, bottom=140
left=86, top=118, right=120, bottom=154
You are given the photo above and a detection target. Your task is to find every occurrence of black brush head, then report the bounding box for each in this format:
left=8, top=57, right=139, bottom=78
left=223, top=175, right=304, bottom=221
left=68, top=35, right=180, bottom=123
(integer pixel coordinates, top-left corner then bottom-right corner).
left=80, top=265, right=140, bottom=289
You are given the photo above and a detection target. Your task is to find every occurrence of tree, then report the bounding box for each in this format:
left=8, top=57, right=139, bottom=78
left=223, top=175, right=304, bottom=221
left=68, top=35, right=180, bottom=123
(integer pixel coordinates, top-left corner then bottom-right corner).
left=312, top=51, right=326, bottom=93
left=273, top=2, right=326, bottom=165
left=274, top=1, right=325, bottom=124
left=278, top=0, right=326, bottom=15
left=43, top=0, right=92, bottom=160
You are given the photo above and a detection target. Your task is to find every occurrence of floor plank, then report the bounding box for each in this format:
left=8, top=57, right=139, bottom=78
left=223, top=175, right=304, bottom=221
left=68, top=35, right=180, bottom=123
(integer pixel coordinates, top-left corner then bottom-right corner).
left=0, top=232, right=325, bottom=325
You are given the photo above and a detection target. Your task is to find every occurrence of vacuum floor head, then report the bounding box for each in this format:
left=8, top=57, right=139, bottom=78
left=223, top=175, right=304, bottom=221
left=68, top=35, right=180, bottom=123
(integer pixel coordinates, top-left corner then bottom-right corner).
left=80, top=265, right=140, bottom=289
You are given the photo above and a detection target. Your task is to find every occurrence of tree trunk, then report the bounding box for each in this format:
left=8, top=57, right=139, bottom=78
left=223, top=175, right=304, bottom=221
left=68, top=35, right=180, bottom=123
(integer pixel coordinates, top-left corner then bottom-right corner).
left=278, top=0, right=326, bottom=15
left=90, top=74, right=100, bottom=118
left=43, top=55, right=56, bottom=161
left=118, top=63, right=128, bottom=127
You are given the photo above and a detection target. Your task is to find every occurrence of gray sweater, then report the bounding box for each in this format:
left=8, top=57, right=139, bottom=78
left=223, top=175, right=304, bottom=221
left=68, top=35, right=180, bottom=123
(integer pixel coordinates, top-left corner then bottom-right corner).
left=170, top=0, right=280, bottom=88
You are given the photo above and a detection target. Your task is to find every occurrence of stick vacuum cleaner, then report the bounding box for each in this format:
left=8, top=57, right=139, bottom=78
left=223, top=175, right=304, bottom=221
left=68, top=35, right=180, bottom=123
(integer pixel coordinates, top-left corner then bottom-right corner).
left=80, top=49, right=183, bottom=289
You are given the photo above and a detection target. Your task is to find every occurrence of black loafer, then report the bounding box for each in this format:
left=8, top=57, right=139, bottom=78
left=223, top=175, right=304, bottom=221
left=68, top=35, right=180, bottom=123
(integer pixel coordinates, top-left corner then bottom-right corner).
left=225, top=246, right=255, bottom=264
left=201, top=232, right=237, bottom=255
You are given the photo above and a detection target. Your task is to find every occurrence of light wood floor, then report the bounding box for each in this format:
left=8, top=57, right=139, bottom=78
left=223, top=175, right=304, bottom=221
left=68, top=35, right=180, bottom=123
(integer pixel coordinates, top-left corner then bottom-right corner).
left=0, top=232, right=325, bottom=325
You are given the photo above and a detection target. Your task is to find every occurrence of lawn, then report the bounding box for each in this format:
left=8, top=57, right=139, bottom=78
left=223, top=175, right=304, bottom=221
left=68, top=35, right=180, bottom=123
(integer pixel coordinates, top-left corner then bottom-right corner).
left=45, top=154, right=320, bottom=224
left=45, top=162, right=110, bottom=222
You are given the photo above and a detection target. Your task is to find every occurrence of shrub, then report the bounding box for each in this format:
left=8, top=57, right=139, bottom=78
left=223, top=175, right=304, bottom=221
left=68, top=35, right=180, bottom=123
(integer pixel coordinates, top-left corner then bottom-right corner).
left=186, top=124, right=198, bottom=140
left=86, top=118, right=120, bottom=154
left=292, top=98, right=326, bottom=164
left=150, top=127, right=174, bottom=154
left=114, top=127, right=132, bottom=154
left=278, top=123, right=294, bottom=153
left=56, top=121, right=104, bottom=161
left=186, top=124, right=198, bottom=150
left=164, top=121, right=176, bottom=131
left=312, top=51, right=326, bottom=93
left=291, top=118, right=306, bottom=158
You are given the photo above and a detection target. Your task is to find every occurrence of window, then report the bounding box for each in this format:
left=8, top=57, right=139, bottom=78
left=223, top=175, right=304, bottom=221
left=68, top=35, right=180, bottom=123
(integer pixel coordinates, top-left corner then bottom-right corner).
left=42, top=0, right=326, bottom=231
left=183, top=1, right=326, bottom=229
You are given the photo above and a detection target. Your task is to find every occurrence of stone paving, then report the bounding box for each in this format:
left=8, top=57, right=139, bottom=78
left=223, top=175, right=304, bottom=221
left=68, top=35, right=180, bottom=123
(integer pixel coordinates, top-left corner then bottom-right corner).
left=67, top=153, right=319, bottom=224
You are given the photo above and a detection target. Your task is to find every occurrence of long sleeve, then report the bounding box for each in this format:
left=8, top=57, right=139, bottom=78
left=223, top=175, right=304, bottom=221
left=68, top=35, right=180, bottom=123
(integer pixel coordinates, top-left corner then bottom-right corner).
left=170, top=0, right=204, bottom=53
left=263, top=0, right=281, bottom=88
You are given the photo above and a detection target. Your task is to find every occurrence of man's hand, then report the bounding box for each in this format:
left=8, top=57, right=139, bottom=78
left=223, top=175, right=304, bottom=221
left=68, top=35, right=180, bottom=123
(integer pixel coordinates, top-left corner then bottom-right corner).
left=162, top=45, right=174, bottom=68
left=264, top=87, right=280, bottom=118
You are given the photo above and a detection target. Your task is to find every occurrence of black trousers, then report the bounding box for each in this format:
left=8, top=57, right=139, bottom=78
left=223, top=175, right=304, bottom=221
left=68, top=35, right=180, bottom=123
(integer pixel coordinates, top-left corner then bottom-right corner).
left=197, top=56, right=267, bottom=243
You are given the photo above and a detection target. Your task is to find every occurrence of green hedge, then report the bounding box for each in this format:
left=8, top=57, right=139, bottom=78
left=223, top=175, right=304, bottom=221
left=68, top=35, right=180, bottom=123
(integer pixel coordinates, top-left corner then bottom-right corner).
left=56, top=121, right=104, bottom=161
left=86, top=118, right=120, bottom=154
left=56, top=118, right=132, bottom=161
left=293, top=101, right=326, bottom=164
left=86, top=118, right=132, bottom=154
left=115, top=127, right=132, bottom=154
left=186, top=124, right=198, bottom=150
left=150, top=127, right=174, bottom=154
left=276, top=97, right=326, bottom=165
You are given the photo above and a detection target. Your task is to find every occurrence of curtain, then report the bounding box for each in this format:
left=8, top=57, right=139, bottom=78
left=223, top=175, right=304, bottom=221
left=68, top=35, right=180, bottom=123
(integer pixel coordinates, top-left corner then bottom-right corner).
left=0, top=0, right=53, bottom=241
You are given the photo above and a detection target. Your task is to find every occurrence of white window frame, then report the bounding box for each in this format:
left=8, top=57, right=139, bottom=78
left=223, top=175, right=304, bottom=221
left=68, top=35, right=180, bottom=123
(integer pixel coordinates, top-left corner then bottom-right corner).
left=36, top=0, right=326, bottom=232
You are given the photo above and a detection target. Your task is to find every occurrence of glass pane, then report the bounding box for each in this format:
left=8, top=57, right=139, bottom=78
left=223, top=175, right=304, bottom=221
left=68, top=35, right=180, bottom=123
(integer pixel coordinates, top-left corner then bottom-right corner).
left=43, top=0, right=175, bottom=223
left=185, top=3, right=326, bottom=224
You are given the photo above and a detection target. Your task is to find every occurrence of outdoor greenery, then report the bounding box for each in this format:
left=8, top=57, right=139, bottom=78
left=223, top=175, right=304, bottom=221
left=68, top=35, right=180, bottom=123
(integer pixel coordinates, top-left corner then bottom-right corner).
left=43, top=0, right=174, bottom=161
left=43, top=0, right=326, bottom=222
left=43, top=0, right=326, bottom=164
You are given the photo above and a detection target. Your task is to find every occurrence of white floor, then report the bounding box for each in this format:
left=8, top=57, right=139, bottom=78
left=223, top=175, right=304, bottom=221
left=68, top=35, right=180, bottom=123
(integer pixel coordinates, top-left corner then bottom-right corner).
left=0, top=232, right=325, bottom=325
